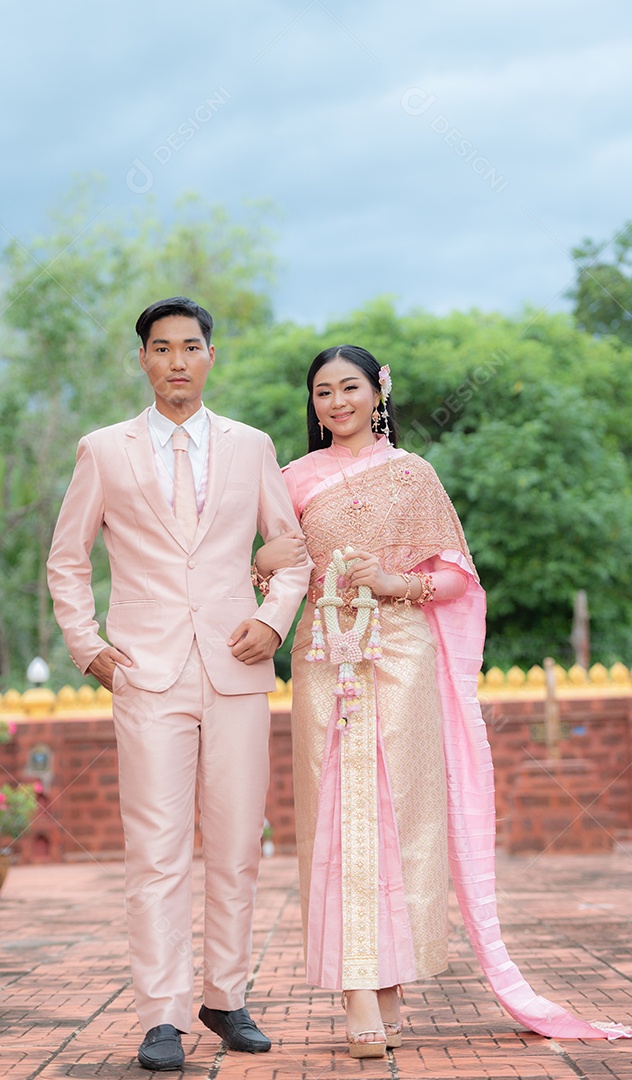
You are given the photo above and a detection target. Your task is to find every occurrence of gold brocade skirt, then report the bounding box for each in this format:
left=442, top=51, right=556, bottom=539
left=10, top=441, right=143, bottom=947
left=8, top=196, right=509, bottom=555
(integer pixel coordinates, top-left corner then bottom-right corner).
left=291, top=600, right=449, bottom=986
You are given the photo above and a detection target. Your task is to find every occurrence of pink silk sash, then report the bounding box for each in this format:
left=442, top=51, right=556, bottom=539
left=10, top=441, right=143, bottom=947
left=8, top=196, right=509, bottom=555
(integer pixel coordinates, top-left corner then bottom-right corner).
left=423, top=550, right=630, bottom=1039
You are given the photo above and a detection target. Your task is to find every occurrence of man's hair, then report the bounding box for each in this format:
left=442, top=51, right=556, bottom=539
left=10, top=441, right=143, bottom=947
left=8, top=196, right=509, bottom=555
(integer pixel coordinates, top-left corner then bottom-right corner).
left=135, top=297, right=214, bottom=347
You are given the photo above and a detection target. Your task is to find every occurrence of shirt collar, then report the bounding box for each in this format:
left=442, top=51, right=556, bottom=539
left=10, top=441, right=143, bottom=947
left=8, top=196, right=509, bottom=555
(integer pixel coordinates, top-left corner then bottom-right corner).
left=148, top=403, right=208, bottom=448
left=331, top=435, right=388, bottom=459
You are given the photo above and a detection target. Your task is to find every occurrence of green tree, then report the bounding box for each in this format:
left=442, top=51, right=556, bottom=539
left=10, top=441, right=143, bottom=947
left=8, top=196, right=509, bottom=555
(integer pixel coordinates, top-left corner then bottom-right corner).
left=0, top=184, right=275, bottom=687
left=569, top=221, right=632, bottom=345
left=429, top=383, right=632, bottom=668
left=3, top=193, right=632, bottom=686
left=222, top=300, right=632, bottom=672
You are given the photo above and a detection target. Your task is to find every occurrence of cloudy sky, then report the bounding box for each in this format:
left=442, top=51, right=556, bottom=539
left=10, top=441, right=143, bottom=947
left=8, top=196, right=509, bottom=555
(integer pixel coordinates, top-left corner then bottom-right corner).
left=1, top=0, right=631, bottom=326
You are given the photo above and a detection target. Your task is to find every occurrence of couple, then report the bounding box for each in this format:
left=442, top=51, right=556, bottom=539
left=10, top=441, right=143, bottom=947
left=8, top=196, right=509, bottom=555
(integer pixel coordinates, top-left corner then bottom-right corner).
left=48, top=296, right=630, bottom=1070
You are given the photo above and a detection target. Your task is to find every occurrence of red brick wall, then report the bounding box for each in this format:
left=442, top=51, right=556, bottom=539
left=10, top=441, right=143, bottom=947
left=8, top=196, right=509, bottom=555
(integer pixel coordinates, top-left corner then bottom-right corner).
left=0, top=711, right=298, bottom=864
left=2, top=694, right=631, bottom=863
left=482, top=695, right=632, bottom=840
left=267, top=710, right=296, bottom=853
left=1, top=717, right=124, bottom=862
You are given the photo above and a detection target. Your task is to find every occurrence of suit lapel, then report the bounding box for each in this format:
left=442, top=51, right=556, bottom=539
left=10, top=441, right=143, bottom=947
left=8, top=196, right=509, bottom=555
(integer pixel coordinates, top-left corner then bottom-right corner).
left=124, top=409, right=189, bottom=550
left=192, top=410, right=235, bottom=548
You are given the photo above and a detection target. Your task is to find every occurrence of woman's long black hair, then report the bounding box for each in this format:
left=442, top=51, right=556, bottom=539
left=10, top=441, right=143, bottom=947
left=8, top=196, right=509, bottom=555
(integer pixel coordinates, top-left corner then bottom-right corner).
left=306, top=345, right=398, bottom=453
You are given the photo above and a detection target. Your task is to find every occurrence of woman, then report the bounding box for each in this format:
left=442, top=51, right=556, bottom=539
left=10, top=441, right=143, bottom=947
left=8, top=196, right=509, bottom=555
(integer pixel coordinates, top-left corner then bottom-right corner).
left=256, top=345, right=631, bottom=1057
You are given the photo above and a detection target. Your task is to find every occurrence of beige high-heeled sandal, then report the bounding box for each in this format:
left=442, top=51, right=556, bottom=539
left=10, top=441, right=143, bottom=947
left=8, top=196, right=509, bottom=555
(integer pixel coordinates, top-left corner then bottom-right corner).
left=341, top=991, right=387, bottom=1059
left=379, top=984, right=403, bottom=1048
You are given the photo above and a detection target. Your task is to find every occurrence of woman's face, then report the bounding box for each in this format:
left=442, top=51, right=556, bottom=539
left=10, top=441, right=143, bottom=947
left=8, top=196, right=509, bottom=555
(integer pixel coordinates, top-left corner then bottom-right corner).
left=312, top=357, right=380, bottom=445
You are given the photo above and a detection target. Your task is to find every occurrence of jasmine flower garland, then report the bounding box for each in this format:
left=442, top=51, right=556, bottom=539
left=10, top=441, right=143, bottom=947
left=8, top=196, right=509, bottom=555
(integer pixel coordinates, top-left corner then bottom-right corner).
left=306, top=548, right=382, bottom=730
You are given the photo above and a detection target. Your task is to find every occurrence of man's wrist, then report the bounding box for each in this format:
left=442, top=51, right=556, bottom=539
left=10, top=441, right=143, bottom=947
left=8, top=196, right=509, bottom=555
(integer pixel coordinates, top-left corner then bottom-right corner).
left=254, top=617, right=281, bottom=647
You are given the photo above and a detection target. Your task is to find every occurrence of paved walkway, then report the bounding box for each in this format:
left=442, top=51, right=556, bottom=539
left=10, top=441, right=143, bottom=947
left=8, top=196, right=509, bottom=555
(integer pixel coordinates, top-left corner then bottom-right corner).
left=1, top=850, right=631, bottom=1079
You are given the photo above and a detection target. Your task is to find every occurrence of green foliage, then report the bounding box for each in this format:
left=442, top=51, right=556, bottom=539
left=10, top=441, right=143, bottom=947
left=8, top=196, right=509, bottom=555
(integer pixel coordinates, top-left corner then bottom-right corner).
left=212, top=321, right=321, bottom=467
left=0, top=181, right=276, bottom=686
left=0, top=720, right=17, bottom=745
left=233, top=299, right=632, bottom=673
left=0, top=783, right=39, bottom=845
left=2, top=184, right=632, bottom=683
left=569, top=221, right=632, bottom=345
left=429, top=384, right=632, bottom=667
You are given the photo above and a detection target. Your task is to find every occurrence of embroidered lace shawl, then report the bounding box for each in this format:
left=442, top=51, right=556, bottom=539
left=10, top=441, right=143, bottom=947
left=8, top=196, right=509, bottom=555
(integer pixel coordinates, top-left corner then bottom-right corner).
left=308, top=457, right=475, bottom=584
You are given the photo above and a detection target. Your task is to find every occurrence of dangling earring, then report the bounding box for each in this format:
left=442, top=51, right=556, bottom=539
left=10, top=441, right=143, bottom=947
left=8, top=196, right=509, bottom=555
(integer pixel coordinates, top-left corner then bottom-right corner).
left=378, top=364, right=392, bottom=445
left=319, top=421, right=324, bottom=441
left=371, top=405, right=381, bottom=433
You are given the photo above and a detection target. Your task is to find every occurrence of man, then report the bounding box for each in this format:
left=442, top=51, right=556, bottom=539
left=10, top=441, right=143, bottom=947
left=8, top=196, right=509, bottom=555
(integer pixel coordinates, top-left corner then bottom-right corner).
left=47, top=297, right=311, bottom=1070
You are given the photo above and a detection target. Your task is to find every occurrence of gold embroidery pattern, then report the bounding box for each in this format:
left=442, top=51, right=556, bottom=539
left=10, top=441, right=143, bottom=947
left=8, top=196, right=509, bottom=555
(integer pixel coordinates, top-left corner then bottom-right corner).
left=377, top=604, right=449, bottom=976
left=292, top=603, right=450, bottom=986
left=341, top=663, right=379, bottom=988
left=301, top=454, right=477, bottom=586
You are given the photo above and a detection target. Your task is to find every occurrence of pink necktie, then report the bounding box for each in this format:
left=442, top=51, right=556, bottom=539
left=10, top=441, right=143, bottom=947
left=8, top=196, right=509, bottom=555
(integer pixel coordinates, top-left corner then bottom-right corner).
left=172, top=428, right=198, bottom=545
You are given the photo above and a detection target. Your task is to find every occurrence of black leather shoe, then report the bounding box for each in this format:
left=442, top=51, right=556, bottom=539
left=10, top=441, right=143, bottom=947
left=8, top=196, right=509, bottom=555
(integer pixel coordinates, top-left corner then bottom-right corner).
left=199, top=1004, right=272, bottom=1053
left=138, top=1024, right=184, bottom=1070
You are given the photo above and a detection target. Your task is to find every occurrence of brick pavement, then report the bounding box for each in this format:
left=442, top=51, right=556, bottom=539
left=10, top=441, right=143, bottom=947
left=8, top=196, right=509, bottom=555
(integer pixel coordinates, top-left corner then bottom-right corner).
left=1, top=850, right=631, bottom=1079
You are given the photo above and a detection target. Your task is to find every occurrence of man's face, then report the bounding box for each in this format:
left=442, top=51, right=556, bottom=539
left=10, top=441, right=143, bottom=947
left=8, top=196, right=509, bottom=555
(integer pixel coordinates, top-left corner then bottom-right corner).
left=139, top=315, right=215, bottom=420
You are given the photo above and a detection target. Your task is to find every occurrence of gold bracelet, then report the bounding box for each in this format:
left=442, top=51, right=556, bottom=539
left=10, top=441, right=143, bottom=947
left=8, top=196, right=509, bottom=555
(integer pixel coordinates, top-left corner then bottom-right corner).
left=251, top=561, right=272, bottom=597
left=413, top=572, right=436, bottom=606
left=399, top=573, right=413, bottom=608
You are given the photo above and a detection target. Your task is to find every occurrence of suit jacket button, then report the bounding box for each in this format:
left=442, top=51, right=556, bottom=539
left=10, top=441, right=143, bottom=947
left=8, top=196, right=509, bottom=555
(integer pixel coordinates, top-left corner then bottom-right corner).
left=191, top=602, right=200, bottom=611
left=188, top=560, right=196, bottom=569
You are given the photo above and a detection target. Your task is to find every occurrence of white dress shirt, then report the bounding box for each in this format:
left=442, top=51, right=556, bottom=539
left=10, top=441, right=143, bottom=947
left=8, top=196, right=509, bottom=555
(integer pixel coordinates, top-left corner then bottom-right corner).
left=147, top=404, right=209, bottom=510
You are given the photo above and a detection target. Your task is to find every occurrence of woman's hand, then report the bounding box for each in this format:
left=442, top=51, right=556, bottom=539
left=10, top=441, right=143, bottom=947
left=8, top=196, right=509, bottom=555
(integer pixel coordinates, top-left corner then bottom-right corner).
left=343, top=549, right=405, bottom=598
left=344, top=551, right=469, bottom=602
left=255, top=530, right=309, bottom=576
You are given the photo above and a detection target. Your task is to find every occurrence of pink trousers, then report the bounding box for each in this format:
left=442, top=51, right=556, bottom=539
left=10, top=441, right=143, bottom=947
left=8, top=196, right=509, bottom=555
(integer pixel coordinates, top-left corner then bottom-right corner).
left=112, top=640, right=270, bottom=1033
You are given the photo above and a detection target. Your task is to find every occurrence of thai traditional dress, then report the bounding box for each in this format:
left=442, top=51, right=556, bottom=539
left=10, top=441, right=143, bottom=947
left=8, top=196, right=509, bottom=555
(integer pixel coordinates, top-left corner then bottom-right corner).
left=282, top=436, right=631, bottom=1041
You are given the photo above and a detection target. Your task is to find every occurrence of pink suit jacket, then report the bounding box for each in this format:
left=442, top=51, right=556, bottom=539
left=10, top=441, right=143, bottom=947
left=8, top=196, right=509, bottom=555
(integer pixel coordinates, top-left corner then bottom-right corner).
left=47, top=407, right=311, bottom=694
